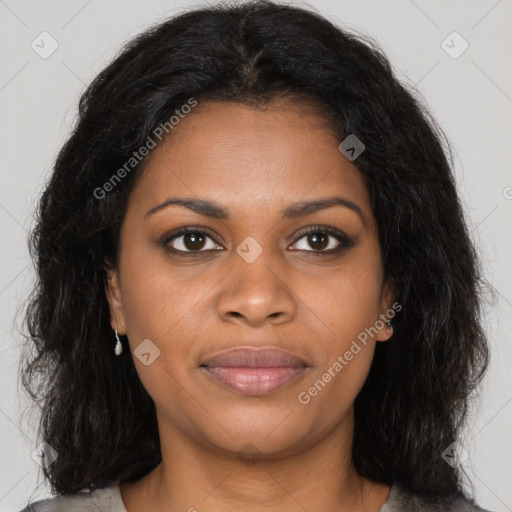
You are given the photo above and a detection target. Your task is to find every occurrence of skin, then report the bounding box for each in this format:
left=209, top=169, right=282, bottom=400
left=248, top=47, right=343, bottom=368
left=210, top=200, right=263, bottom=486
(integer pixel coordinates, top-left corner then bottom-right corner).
left=105, top=98, right=395, bottom=512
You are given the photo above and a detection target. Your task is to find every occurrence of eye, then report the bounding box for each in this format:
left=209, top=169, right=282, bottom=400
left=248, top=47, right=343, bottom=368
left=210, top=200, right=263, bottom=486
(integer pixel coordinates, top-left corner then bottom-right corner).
left=290, top=226, right=354, bottom=255
left=162, top=228, right=223, bottom=255
left=161, top=225, right=355, bottom=257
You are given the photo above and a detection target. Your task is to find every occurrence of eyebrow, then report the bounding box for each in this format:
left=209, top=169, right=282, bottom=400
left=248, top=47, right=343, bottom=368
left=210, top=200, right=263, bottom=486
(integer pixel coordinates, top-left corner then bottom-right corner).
left=145, top=196, right=365, bottom=224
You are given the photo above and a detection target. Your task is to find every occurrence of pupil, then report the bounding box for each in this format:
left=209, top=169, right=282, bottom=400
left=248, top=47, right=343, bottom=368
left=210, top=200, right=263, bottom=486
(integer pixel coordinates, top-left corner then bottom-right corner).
left=309, top=232, right=328, bottom=250
left=185, top=233, right=205, bottom=250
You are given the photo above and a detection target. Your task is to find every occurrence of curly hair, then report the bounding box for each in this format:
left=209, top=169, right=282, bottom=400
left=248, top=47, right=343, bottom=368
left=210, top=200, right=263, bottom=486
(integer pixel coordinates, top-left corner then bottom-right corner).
left=19, top=0, right=492, bottom=502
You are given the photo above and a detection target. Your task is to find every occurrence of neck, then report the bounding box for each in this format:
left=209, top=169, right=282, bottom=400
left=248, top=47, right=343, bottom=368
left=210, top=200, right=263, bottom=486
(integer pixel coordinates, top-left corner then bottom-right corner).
left=120, top=409, right=390, bottom=512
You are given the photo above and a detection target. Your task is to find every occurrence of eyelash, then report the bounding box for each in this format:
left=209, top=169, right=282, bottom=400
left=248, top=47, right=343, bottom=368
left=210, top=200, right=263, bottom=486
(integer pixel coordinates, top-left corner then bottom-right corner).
left=161, top=226, right=355, bottom=257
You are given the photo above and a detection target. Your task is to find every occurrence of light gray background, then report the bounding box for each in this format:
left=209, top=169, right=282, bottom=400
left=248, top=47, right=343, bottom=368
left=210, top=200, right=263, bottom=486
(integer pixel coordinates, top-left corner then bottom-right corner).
left=1, top=0, right=511, bottom=511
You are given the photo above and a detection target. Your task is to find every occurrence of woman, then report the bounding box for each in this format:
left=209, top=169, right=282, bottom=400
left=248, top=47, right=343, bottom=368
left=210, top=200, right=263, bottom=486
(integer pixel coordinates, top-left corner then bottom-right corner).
left=19, top=1, right=494, bottom=510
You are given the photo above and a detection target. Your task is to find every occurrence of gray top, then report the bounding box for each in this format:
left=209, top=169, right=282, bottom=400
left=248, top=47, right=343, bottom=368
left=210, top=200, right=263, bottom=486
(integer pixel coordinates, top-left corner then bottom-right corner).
left=19, top=481, right=494, bottom=511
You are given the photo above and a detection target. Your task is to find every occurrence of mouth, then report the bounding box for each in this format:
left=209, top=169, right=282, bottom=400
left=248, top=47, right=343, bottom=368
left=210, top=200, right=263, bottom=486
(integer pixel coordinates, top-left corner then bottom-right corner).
left=199, top=347, right=309, bottom=396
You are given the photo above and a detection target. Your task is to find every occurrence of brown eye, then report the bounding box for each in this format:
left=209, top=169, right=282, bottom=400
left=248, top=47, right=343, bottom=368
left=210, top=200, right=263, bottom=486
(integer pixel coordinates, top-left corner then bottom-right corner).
left=305, top=232, right=329, bottom=251
left=163, top=228, right=223, bottom=254
left=290, top=226, right=355, bottom=254
left=181, top=232, right=206, bottom=251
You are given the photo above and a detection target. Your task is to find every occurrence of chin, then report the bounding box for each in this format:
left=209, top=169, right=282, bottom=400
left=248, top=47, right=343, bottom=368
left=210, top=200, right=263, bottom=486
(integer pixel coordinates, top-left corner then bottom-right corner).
left=193, top=410, right=310, bottom=458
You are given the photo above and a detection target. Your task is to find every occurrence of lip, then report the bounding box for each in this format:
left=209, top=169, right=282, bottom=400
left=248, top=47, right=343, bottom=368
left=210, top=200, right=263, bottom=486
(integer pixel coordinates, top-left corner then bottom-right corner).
left=200, top=347, right=309, bottom=396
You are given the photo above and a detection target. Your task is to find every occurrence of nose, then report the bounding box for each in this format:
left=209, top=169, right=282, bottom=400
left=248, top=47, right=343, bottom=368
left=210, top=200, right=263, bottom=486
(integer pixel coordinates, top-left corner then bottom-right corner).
left=216, top=248, right=297, bottom=327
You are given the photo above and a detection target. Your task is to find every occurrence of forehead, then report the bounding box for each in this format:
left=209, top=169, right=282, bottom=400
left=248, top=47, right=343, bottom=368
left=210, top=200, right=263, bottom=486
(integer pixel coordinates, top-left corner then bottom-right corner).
left=127, top=99, right=373, bottom=224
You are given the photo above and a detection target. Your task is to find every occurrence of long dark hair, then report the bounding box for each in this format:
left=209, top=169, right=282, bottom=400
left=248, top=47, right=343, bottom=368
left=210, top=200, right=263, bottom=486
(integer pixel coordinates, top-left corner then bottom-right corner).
left=19, top=0, right=492, bottom=501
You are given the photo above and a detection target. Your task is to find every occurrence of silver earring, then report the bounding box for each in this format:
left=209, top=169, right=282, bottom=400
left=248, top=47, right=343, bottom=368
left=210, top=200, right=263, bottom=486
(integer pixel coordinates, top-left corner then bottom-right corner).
left=114, top=329, right=123, bottom=356
left=386, top=320, right=393, bottom=335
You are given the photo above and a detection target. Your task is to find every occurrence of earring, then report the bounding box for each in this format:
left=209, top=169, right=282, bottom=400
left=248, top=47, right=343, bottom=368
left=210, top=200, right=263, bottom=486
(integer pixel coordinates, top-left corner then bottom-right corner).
left=386, top=320, right=394, bottom=335
left=114, top=329, right=123, bottom=356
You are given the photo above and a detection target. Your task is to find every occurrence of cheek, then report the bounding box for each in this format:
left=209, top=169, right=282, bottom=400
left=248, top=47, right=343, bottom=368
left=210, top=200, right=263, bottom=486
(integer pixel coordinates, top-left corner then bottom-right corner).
left=298, top=273, right=380, bottom=418
left=298, top=251, right=382, bottom=392
left=118, top=240, right=200, bottom=341
left=117, top=257, right=198, bottom=410
left=118, top=245, right=213, bottom=387
left=296, top=345, right=374, bottom=433
left=307, top=259, right=383, bottom=338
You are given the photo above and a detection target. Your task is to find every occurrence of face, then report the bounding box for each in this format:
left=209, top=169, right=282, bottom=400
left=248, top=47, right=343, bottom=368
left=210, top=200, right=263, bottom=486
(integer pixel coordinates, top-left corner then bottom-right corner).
left=105, top=98, right=394, bottom=458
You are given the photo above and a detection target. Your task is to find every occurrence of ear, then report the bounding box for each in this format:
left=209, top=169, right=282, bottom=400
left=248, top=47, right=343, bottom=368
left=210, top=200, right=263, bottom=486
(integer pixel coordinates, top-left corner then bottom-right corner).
left=104, top=258, right=127, bottom=335
left=376, top=277, right=396, bottom=342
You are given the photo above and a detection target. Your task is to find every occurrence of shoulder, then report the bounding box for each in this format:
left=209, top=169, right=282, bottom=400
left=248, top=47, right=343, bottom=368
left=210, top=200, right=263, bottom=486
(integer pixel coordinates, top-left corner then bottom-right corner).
left=382, top=482, right=496, bottom=512
left=18, top=484, right=126, bottom=512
